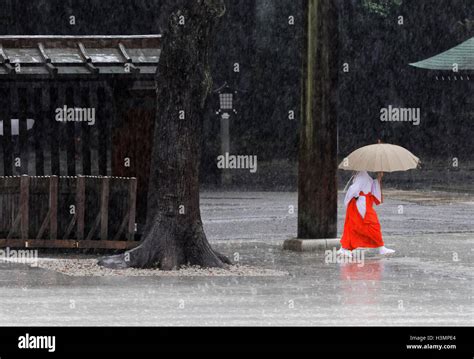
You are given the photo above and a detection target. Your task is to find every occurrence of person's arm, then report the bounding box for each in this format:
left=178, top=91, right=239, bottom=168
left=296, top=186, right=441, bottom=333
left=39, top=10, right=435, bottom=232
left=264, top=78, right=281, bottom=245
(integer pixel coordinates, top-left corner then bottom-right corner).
left=377, top=172, right=384, bottom=204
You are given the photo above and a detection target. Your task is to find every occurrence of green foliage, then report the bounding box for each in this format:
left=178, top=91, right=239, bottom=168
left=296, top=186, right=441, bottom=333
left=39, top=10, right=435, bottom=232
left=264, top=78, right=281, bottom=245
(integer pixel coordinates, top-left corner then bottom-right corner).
left=362, top=0, right=402, bottom=17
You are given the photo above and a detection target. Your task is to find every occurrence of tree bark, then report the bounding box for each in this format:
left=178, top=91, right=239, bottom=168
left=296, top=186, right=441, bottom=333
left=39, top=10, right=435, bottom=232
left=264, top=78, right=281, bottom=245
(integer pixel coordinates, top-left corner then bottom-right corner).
left=99, top=0, right=231, bottom=270
left=297, top=0, right=338, bottom=239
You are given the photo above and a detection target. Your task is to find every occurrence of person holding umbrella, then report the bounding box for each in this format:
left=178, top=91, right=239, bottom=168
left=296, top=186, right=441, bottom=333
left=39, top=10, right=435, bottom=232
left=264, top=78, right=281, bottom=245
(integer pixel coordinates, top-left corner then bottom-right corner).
left=337, top=143, right=420, bottom=257
left=338, top=170, right=395, bottom=256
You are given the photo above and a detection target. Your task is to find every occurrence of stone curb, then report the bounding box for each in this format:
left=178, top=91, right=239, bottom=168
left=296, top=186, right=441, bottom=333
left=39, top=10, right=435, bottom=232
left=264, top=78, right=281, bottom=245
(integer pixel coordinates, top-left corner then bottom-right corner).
left=282, top=238, right=341, bottom=252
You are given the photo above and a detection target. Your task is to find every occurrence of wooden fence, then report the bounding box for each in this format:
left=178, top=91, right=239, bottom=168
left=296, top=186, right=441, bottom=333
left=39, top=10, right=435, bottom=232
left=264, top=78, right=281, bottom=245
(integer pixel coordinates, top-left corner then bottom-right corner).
left=0, top=175, right=138, bottom=249
left=0, top=81, right=114, bottom=178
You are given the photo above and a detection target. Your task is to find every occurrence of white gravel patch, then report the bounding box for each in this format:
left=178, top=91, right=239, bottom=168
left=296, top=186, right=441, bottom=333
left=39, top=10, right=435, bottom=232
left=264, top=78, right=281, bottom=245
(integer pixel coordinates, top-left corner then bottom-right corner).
left=20, top=257, right=289, bottom=277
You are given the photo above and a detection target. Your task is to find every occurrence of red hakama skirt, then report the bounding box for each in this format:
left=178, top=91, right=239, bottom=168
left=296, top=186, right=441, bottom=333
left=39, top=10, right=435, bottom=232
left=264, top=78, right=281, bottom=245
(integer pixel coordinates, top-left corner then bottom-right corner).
left=341, top=192, right=384, bottom=250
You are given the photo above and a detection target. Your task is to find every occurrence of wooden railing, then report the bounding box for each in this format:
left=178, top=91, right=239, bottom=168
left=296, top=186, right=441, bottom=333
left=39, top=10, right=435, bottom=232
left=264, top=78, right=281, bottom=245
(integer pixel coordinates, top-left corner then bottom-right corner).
left=0, top=175, right=138, bottom=249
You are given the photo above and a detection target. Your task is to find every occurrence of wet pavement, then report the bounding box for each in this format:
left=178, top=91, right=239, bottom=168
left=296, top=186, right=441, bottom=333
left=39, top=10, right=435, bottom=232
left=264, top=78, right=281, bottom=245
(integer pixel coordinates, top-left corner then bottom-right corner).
left=0, top=190, right=472, bottom=326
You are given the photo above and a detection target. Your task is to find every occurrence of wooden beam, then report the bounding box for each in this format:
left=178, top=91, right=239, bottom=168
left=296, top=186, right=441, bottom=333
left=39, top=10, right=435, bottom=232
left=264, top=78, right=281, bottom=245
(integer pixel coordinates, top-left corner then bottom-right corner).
left=40, top=85, right=51, bottom=175
left=63, top=213, right=77, bottom=240
left=36, top=210, right=51, bottom=240
left=37, top=42, right=50, bottom=62
left=19, top=175, right=29, bottom=240
left=18, top=88, right=29, bottom=175
left=113, top=212, right=129, bottom=242
left=118, top=42, right=132, bottom=63
left=0, top=43, right=15, bottom=74
left=65, top=86, right=76, bottom=176
left=78, top=42, right=92, bottom=63
left=85, top=212, right=100, bottom=241
left=76, top=175, right=85, bottom=240
left=97, top=86, right=108, bottom=175
left=0, top=43, right=9, bottom=63
left=49, top=176, right=58, bottom=239
left=118, top=42, right=140, bottom=73
left=104, top=86, right=114, bottom=176
left=89, top=82, right=100, bottom=175
left=100, top=177, right=110, bottom=240
left=37, top=42, right=58, bottom=76
left=49, top=85, right=60, bottom=175
left=80, top=86, right=92, bottom=175
left=78, top=42, right=99, bottom=74
left=6, top=209, right=21, bottom=240
left=127, top=177, right=137, bottom=241
left=26, top=86, right=36, bottom=175
left=73, top=86, right=83, bottom=175
left=34, top=87, right=45, bottom=176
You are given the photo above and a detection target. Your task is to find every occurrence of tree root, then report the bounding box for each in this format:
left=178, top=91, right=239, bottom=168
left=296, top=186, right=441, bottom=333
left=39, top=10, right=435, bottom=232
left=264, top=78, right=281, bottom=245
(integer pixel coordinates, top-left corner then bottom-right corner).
left=98, top=219, right=232, bottom=271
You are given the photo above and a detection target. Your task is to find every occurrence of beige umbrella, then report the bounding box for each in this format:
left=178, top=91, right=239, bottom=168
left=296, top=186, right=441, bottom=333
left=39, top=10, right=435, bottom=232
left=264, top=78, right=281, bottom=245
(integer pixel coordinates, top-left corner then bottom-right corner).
left=339, top=143, right=420, bottom=173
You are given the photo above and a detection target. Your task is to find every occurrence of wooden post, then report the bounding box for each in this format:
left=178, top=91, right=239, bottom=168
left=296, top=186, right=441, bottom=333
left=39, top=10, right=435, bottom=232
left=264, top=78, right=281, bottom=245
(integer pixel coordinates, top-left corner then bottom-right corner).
left=104, top=86, right=114, bottom=177
left=127, top=177, right=137, bottom=241
left=76, top=175, right=85, bottom=240
left=49, top=175, right=58, bottom=239
left=74, top=86, right=83, bottom=176
left=65, top=86, right=76, bottom=176
left=97, top=86, right=108, bottom=176
left=295, top=0, right=339, bottom=242
left=20, top=175, right=29, bottom=240
left=100, top=177, right=110, bottom=240
left=81, top=85, right=92, bottom=175
left=49, top=85, right=60, bottom=175
left=89, top=82, right=100, bottom=176
left=18, top=88, right=29, bottom=175
left=34, top=86, right=45, bottom=176
left=2, top=86, right=13, bottom=175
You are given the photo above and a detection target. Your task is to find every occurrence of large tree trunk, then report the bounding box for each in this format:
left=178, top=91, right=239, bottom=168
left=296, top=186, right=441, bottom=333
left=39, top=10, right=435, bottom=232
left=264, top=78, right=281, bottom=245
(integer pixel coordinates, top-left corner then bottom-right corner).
left=297, top=0, right=338, bottom=239
left=99, top=0, right=231, bottom=270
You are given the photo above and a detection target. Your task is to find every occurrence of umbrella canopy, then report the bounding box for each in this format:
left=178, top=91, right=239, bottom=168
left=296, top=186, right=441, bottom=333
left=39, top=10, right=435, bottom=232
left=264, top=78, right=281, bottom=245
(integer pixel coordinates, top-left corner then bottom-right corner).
left=339, top=144, right=420, bottom=173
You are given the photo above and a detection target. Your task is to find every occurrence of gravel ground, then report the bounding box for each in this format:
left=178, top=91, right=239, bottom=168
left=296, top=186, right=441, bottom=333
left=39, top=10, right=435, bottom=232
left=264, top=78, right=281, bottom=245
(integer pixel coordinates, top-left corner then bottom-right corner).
left=1, top=256, right=288, bottom=277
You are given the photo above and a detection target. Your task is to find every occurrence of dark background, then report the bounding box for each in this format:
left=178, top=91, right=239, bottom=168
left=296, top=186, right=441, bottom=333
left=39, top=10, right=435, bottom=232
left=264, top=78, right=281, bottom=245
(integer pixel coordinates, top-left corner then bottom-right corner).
left=0, top=0, right=472, bottom=190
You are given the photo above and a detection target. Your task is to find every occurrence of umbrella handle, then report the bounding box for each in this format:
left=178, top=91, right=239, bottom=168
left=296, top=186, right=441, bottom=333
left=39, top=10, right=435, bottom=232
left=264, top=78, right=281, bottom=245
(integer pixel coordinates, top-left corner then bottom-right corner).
left=343, top=175, right=354, bottom=193
left=377, top=173, right=384, bottom=204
